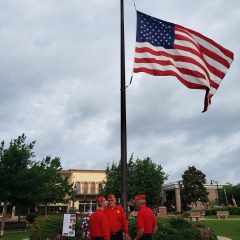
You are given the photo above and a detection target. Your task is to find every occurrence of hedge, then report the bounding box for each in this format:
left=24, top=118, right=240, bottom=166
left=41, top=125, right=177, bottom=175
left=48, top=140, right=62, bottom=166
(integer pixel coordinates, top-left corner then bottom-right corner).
left=30, top=215, right=217, bottom=240
left=204, top=207, right=240, bottom=216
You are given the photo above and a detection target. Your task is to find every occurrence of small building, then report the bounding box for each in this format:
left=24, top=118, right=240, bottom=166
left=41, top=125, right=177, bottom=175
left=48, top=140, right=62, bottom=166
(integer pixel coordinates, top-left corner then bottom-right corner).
left=162, top=181, right=228, bottom=213
left=62, top=169, right=106, bottom=213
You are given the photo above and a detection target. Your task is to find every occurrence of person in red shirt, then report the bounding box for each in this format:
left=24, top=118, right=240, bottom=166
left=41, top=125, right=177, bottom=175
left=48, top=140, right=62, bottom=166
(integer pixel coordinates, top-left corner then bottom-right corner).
left=104, top=194, right=130, bottom=240
left=89, top=196, right=110, bottom=240
left=135, top=195, right=158, bottom=240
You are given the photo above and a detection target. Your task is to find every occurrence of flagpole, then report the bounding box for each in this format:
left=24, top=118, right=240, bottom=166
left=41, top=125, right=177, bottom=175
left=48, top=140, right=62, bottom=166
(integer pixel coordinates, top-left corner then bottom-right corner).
left=120, top=0, right=128, bottom=213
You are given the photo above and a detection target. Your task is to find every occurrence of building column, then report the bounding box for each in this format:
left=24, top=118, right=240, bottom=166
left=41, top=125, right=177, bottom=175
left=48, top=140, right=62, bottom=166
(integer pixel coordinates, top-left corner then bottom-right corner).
left=175, top=188, right=182, bottom=213
left=96, top=182, right=99, bottom=195
left=11, top=206, right=16, bottom=219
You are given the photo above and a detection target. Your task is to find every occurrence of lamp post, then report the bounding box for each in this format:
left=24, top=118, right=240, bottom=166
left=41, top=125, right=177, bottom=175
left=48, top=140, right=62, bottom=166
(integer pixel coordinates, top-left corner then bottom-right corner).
left=178, top=180, right=183, bottom=213
left=211, top=180, right=220, bottom=205
left=72, top=183, right=77, bottom=213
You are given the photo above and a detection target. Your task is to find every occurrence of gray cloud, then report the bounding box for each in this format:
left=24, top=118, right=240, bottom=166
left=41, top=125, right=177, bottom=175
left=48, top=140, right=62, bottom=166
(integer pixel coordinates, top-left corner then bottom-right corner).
left=0, top=0, right=239, bottom=185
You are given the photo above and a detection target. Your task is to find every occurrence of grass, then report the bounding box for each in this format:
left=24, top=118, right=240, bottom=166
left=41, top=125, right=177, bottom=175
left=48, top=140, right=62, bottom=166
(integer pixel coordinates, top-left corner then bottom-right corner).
left=0, top=229, right=30, bottom=240
left=203, top=219, right=240, bottom=240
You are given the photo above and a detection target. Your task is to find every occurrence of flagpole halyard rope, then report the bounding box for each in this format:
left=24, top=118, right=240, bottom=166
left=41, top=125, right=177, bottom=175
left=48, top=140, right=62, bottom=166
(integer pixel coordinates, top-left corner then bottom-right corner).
left=126, top=0, right=137, bottom=89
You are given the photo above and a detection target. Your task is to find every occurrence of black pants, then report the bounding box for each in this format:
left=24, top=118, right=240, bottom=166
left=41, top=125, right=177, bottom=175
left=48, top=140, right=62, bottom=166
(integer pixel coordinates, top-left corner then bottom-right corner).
left=139, top=233, right=153, bottom=240
left=110, top=230, right=123, bottom=240
left=93, top=237, right=104, bottom=240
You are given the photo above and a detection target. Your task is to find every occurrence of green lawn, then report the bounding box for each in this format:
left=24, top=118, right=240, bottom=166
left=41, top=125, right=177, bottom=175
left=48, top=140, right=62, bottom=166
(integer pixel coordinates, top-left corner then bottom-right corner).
left=0, top=230, right=30, bottom=240
left=203, top=219, right=240, bottom=240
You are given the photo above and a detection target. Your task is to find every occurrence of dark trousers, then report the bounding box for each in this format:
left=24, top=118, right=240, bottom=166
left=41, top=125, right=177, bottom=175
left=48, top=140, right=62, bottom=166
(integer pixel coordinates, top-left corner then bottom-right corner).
left=139, top=233, right=153, bottom=240
left=110, top=230, right=123, bottom=240
left=93, top=237, right=104, bottom=240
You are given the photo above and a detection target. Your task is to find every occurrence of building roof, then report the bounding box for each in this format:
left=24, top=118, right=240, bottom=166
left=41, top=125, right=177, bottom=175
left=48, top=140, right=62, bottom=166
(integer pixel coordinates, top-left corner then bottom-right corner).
left=61, top=169, right=106, bottom=173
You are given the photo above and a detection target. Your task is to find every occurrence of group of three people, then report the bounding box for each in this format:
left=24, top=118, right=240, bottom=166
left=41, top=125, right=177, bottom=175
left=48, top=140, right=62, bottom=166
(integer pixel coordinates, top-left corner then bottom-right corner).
left=89, top=194, right=158, bottom=240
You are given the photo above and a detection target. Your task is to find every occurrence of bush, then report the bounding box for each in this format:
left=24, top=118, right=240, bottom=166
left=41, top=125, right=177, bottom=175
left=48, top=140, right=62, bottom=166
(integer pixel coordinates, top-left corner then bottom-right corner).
left=26, top=213, right=38, bottom=224
left=204, top=207, right=240, bottom=216
left=30, top=215, right=82, bottom=240
left=30, top=214, right=217, bottom=240
left=130, top=217, right=202, bottom=240
left=30, top=215, right=63, bottom=240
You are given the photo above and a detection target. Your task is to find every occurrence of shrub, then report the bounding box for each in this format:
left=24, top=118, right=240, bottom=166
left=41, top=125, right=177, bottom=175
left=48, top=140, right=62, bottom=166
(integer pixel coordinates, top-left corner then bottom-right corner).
left=30, top=215, right=63, bottom=240
left=168, top=218, right=191, bottom=230
left=204, top=207, right=240, bottom=216
left=26, top=213, right=38, bottom=224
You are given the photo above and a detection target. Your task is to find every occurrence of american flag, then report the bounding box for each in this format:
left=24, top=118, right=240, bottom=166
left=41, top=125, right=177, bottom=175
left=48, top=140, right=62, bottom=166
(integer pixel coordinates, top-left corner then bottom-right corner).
left=232, top=195, right=237, bottom=207
left=133, top=11, right=234, bottom=112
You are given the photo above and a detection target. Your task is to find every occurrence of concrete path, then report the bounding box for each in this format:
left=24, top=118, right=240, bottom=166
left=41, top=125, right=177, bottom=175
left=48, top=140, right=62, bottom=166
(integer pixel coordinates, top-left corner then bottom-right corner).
left=217, top=236, right=232, bottom=240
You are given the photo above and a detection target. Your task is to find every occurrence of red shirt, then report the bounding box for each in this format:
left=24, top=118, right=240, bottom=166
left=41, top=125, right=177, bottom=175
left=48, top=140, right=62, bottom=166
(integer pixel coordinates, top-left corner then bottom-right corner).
left=136, top=206, right=157, bottom=234
left=89, top=209, right=110, bottom=240
left=104, top=205, right=129, bottom=234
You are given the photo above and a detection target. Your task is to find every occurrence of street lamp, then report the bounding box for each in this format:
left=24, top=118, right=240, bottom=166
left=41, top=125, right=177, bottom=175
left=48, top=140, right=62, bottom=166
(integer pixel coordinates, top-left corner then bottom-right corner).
left=211, top=180, right=221, bottom=205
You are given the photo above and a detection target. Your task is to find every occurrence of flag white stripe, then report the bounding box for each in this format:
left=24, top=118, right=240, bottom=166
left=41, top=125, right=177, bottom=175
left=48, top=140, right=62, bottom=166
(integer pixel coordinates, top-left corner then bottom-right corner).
left=189, top=33, right=233, bottom=64
left=134, top=62, right=210, bottom=87
left=175, top=39, right=199, bottom=52
left=203, top=54, right=229, bottom=73
left=135, top=52, right=210, bottom=82
left=135, top=42, right=222, bottom=84
left=175, top=30, right=197, bottom=44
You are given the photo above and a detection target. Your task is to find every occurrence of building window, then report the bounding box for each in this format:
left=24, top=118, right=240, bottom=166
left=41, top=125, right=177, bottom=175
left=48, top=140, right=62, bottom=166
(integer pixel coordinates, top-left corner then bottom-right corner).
left=99, top=183, right=103, bottom=193
left=84, top=182, right=88, bottom=194
left=90, top=182, right=95, bottom=194
left=75, top=182, right=80, bottom=193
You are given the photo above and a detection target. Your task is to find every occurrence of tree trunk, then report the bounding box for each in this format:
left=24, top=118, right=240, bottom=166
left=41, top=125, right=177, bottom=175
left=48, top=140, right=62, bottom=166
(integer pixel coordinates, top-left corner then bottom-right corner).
left=44, top=204, right=47, bottom=216
left=0, top=202, right=7, bottom=236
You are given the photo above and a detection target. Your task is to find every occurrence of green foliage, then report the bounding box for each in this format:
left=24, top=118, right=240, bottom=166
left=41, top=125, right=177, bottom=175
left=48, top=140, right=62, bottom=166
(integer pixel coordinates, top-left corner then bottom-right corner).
left=0, top=134, right=35, bottom=204
left=129, top=217, right=206, bottom=240
left=31, top=215, right=218, bottom=240
left=220, top=184, right=240, bottom=206
left=30, top=215, right=63, bottom=240
left=0, top=134, right=72, bottom=211
left=102, top=155, right=167, bottom=207
left=204, top=207, right=240, bottom=216
left=181, top=166, right=209, bottom=206
left=30, top=215, right=81, bottom=240
left=26, top=213, right=38, bottom=224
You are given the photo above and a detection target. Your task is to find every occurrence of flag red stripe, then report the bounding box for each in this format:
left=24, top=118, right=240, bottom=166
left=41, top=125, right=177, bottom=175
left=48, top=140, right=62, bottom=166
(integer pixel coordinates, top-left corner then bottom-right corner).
left=173, top=44, right=227, bottom=78
left=134, top=57, right=211, bottom=84
left=136, top=46, right=225, bottom=80
left=175, top=32, right=231, bottom=68
left=175, top=24, right=234, bottom=59
left=175, top=34, right=200, bottom=51
left=136, top=49, right=213, bottom=82
left=133, top=67, right=208, bottom=90
left=199, top=45, right=230, bottom=68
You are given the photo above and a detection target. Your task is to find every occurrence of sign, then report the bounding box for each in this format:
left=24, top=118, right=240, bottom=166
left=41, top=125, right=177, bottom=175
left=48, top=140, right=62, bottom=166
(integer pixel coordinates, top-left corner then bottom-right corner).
left=62, top=213, right=76, bottom=237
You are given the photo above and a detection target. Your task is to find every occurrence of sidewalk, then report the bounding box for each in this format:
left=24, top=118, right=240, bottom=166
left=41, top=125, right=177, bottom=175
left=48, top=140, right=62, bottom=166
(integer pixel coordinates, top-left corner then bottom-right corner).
left=217, top=236, right=232, bottom=240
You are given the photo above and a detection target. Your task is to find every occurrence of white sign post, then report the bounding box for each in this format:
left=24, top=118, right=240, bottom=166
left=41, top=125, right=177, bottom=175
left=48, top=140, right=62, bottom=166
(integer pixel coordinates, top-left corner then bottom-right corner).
left=62, top=214, right=76, bottom=237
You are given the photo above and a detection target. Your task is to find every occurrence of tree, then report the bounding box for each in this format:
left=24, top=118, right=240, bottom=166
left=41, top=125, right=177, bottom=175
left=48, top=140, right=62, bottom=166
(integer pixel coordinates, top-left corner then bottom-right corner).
left=181, top=166, right=208, bottom=207
left=102, top=155, right=167, bottom=207
left=0, top=134, right=72, bottom=235
left=220, top=184, right=240, bottom=206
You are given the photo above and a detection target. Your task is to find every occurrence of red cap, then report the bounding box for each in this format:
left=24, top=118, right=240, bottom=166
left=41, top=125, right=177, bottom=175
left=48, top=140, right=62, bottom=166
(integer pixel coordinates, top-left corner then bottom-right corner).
left=134, top=194, right=146, bottom=201
left=97, top=196, right=106, bottom=203
left=108, top=194, right=116, bottom=200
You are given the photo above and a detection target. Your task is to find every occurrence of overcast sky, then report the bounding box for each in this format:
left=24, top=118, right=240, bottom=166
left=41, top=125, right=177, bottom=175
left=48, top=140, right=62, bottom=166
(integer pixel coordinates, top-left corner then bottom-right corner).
left=0, top=0, right=239, bottom=184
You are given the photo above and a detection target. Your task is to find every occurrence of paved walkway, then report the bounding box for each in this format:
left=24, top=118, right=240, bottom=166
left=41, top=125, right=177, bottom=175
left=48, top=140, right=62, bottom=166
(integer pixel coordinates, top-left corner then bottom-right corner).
left=217, top=236, right=232, bottom=240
